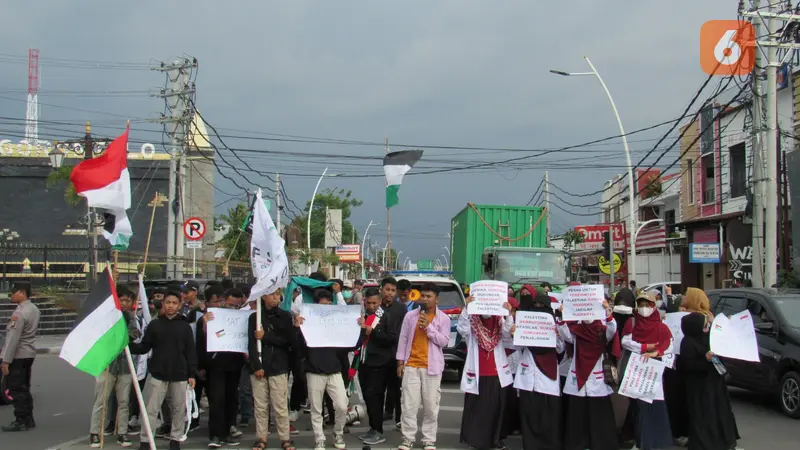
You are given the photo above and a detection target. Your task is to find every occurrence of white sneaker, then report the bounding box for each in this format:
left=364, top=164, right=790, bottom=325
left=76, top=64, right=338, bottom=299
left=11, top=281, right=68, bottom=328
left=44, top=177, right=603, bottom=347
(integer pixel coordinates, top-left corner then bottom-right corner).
left=333, top=434, right=346, bottom=449
left=398, top=439, right=415, bottom=450
left=128, top=416, right=140, bottom=428
left=314, top=440, right=326, bottom=450
left=422, top=442, right=437, bottom=450
left=229, top=425, right=243, bottom=438
left=675, top=436, right=689, bottom=447
left=289, top=410, right=299, bottom=422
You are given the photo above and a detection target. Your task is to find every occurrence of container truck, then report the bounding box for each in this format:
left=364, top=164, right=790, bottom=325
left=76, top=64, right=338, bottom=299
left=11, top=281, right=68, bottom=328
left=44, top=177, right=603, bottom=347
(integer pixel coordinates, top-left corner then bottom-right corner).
left=450, top=203, right=568, bottom=291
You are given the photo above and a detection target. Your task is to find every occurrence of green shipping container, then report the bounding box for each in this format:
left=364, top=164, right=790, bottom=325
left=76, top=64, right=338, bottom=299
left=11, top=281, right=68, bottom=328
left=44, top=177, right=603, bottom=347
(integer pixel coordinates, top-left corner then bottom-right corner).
left=450, top=204, right=547, bottom=285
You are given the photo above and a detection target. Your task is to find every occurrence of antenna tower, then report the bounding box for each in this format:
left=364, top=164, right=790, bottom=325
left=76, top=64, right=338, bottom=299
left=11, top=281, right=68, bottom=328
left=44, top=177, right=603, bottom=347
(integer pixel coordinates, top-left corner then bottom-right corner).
left=25, top=48, right=39, bottom=144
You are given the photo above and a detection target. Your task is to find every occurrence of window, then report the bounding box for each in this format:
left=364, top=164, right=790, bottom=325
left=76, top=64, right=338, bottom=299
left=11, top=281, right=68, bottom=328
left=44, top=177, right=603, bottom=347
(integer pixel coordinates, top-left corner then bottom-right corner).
left=729, top=143, right=746, bottom=198
left=687, top=159, right=694, bottom=204
left=613, top=205, right=620, bottom=222
left=717, top=296, right=747, bottom=316
left=664, top=209, right=676, bottom=230
left=702, top=153, right=715, bottom=204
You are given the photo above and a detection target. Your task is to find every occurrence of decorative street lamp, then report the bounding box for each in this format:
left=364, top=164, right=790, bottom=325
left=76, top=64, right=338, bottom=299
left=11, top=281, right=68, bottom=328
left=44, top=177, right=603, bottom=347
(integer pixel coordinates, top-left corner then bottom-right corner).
left=48, top=144, right=66, bottom=169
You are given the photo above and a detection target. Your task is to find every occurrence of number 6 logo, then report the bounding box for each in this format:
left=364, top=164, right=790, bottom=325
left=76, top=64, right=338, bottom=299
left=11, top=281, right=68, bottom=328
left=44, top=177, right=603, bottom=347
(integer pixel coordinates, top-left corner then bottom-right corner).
left=700, top=20, right=755, bottom=76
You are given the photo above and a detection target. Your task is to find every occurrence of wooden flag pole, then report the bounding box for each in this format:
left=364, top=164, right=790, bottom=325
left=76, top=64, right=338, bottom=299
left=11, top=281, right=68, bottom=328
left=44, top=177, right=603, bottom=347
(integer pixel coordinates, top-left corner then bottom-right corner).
left=141, top=192, right=160, bottom=275
left=112, top=250, right=119, bottom=284
left=98, top=367, right=111, bottom=448
left=385, top=137, right=392, bottom=271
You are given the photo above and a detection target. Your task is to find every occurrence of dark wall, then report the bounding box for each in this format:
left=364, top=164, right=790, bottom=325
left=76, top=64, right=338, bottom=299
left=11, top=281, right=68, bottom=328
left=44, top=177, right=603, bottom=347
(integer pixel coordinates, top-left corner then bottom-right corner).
left=0, top=158, right=170, bottom=255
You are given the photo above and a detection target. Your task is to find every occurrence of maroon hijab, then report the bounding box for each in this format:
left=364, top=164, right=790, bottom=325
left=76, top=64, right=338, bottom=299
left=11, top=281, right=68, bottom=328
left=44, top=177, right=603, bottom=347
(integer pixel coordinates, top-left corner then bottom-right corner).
left=568, top=320, right=620, bottom=389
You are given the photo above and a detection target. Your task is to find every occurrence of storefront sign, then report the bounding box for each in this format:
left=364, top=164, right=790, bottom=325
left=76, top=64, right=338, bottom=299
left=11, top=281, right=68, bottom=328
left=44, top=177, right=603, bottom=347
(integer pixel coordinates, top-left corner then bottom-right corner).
left=573, top=223, right=626, bottom=251
left=690, top=243, right=721, bottom=263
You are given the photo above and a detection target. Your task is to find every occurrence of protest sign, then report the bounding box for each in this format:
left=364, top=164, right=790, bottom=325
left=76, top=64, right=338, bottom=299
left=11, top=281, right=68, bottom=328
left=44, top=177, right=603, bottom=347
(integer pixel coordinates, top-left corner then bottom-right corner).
left=548, top=292, right=563, bottom=311
left=710, top=311, right=760, bottom=362
left=206, top=307, right=254, bottom=353
left=664, top=312, right=689, bottom=354
left=467, top=280, right=510, bottom=316
left=561, top=284, right=605, bottom=321
left=618, top=355, right=666, bottom=403
left=300, top=304, right=362, bottom=347
left=513, top=311, right=557, bottom=348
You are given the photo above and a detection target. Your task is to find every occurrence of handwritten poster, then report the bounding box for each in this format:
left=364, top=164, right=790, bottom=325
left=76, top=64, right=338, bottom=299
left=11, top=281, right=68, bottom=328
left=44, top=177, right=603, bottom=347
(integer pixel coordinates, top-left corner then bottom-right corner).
left=206, top=308, right=254, bottom=353
left=513, top=311, right=557, bottom=348
left=710, top=311, right=760, bottom=362
left=618, top=355, right=666, bottom=403
left=300, top=304, right=362, bottom=347
left=561, top=284, right=605, bottom=321
left=467, top=280, right=510, bottom=316
left=664, top=312, right=689, bottom=354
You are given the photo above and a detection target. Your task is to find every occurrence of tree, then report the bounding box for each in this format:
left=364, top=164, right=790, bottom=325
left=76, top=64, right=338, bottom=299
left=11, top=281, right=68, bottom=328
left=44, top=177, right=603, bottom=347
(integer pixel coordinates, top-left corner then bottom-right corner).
left=562, top=229, right=586, bottom=254
left=45, top=165, right=81, bottom=206
left=216, top=203, right=250, bottom=262
left=291, top=188, right=363, bottom=249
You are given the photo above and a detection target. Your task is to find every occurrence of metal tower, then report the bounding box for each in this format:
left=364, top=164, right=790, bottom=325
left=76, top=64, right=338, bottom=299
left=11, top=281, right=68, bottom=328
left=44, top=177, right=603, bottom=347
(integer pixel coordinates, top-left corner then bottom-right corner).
left=25, top=48, right=39, bottom=144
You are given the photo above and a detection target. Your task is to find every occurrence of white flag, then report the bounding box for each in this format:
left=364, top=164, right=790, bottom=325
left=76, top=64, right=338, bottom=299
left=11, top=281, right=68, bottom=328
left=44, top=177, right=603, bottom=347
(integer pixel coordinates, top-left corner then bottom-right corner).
left=248, top=188, right=290, bottom=301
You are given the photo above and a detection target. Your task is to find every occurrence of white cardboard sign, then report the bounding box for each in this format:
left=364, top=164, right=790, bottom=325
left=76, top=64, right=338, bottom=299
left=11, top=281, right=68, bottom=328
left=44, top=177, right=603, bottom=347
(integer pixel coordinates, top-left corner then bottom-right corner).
left=513, top=311, right=557, bottom=348
left=710, top=311, right=760, bottom=362
left=206, top=308, right=254, bottom=354
left=467, top=280, right=510, bottom=316
left=300, top=304, right=363, bottom=348
left=561, top=284, right=605, bottom=321
left=618, top=355, right=666, bottom=403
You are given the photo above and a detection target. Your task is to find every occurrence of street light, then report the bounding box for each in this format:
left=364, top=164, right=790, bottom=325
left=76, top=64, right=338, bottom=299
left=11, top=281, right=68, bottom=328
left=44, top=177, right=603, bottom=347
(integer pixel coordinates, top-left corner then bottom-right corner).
left=550, top=56, right=637, bottom=282
left=307, top=168, right=339, bottom=274
left=441, top=251, right=449, bottom=269
left=48, top=144, right=66, bottom=169
left=360, top=220, right=378, bottom=280
left=396, top=251, right=403, bottom=269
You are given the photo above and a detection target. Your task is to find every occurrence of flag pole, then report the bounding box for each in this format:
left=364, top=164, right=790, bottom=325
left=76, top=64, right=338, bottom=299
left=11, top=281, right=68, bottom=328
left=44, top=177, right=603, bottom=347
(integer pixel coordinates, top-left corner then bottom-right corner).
left=140, top=192, right=160, bottom=275
left=385, top=137, right=392, bottom=272
left=98, top=367, right=111, bottom=448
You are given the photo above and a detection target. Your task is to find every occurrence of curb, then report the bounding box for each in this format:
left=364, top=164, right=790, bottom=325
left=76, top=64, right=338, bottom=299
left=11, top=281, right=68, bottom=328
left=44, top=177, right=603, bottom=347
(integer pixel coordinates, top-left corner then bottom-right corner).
left=36, top=346, right=61, bottom=355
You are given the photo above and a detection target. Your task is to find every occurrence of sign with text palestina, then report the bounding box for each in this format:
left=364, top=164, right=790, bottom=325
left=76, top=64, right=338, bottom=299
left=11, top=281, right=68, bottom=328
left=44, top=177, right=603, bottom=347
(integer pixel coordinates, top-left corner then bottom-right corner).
left=561, top=284, right=605, bottom=321
left=513, top=311, right=557, bottom=348
left=467, top=280, right=509, bottom=316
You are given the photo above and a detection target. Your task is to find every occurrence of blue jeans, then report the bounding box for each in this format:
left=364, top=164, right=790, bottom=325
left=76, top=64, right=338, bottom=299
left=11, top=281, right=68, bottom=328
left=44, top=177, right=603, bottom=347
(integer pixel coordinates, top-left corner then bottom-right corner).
left=238, top=366, right=253, bottom=422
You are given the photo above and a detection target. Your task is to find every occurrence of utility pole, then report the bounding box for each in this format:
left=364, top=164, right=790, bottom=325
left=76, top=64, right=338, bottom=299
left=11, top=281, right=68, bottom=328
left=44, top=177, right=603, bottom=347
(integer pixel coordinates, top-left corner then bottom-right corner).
left=741, top=3, right=800, bottom=287
left=750, top=0, right=765, bottom=288
left=385, top=137, right=392, bottom=272
left=152, top=57, right=197, bottom=279
left=276, top=173, right=282, bottom=236
left=544, top=171, right=550, bottom=246
left=84, top=122, right=99, bottom=288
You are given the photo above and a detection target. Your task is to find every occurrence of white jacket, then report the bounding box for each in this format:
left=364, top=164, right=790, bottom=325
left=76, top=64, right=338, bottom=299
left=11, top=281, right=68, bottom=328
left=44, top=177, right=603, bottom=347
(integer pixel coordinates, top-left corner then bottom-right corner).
left=558, top=319, right=618, bottom=398
left=457, top=309, right=514, bottom=395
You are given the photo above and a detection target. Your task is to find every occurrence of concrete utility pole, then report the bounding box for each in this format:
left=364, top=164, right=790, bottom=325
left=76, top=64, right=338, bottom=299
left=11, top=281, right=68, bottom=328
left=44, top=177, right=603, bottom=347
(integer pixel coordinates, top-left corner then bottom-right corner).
left=750, top=0, right=765, bottom=288
left=741, top=3, right=800, bottom=287
left=545, top=171, right=550, bottom=246
left=152, top=57, right=197, bottom=279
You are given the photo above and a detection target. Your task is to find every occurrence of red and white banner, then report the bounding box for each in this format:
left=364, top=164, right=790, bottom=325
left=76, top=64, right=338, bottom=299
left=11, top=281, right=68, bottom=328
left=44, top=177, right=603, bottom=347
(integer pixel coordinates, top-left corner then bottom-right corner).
left=335, top=244, right=361, bottom=262
left=635, top=224, right=666, bottom=251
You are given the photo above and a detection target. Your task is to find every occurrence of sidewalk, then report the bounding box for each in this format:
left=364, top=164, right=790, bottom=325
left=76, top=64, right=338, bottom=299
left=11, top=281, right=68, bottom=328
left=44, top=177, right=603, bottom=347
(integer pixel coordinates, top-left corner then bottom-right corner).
left=36, top=334, right=66, bottom=355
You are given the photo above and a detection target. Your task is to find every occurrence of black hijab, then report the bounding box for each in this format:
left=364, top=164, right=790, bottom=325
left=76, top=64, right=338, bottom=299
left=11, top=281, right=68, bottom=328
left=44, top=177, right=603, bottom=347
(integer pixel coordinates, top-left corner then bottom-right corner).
left=615, top=287, right=636, bottom=308
left=519, top=287, right=556, bottom=355
left=680, top=312, right=710, bottom=356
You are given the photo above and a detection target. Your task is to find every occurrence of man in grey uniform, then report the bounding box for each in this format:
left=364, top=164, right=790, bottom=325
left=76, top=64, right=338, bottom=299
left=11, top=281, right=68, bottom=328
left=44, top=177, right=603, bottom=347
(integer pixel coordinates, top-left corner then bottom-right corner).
left=1, top=281, right=41, bottom=432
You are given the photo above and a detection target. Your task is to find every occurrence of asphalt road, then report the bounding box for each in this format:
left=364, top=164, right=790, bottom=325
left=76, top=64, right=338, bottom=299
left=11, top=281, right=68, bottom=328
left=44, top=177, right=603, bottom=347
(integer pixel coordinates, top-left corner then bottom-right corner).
left=2, top=356, right=798, bottom=450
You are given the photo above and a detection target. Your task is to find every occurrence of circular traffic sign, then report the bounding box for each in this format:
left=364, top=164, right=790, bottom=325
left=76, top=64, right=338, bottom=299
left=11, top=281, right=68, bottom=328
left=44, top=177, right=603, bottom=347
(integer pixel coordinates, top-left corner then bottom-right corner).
left=183, top=217, right=206, bottom=241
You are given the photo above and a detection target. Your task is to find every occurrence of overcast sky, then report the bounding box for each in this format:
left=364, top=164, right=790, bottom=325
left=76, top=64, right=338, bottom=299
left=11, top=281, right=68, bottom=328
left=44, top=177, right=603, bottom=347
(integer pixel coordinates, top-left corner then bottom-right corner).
left=0, top=0, right=739, bottom=262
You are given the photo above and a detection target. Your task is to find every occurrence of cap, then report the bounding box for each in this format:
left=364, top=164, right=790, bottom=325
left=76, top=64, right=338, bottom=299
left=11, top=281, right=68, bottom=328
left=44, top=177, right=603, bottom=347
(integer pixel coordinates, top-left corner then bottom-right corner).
left=343, top=280, right=354, bottom=289
left=636, top=290, right=657, bottom=304
left=182, top=280, right=200, bottom=292
left=11, top=281, right=32, bottom=297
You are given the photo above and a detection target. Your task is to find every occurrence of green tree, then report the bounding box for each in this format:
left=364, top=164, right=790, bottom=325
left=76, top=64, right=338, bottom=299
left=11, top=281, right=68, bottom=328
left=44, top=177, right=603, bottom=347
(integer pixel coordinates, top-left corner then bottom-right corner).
left=562, top=229, right=586, bottom=253
left=291, top=188, right=363, bottom=249
left=216, top=203, right=250, bottom=262
left=45, top=165, right=81, bottom=206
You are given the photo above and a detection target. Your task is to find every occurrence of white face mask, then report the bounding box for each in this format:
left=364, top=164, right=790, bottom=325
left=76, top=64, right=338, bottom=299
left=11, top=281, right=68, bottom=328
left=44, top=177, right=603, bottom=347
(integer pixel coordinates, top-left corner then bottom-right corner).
left=638, top=307, right=655, bottom=318
left=655, top=300, right=664, bottom=309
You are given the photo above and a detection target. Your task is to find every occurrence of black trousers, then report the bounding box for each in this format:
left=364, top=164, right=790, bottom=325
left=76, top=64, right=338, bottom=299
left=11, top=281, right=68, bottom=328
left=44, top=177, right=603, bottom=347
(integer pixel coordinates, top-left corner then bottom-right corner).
left=359, top=364, right=394, bottom=434
left=289, top=350, right=307, bottom=411
left=384, top=366, right=401, bottom=422
left=6, top=358, right=34, bottom=421
left=206, top=369, right=241, bottom=439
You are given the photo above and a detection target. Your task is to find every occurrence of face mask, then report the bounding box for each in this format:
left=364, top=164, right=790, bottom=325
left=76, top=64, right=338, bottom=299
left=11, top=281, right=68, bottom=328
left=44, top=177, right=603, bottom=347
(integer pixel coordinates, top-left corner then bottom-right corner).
left=655, top=300, right=663, bottom=309
left=343, top=291, right=353, bottom=300
left=520, top=294, right=533, bottom=304
left=638, top=307, right=655, bottom=318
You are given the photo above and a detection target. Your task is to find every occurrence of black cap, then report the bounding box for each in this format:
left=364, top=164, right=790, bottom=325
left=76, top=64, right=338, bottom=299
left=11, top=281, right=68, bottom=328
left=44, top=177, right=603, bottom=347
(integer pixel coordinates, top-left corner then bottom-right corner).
left=11, top=281, right=32, bottom=297
left=182, top=280, right=200, bottom=292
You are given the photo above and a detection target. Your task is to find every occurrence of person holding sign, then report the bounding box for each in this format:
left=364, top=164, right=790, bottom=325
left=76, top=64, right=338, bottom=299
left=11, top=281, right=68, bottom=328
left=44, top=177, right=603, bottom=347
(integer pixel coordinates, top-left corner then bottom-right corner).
left=394, top=283, right=451, bottom=450
left=619, top=291, right=674, bottom=450
left=247, top=289, right=296, bottom=450
left=296, top=289, right=363, bottom=450
left=679, top=313, right=740, bottom=450
left=511, top=287, right=564, bottom=450
left=457, top=294, right=514, bottom=450
left=557, top=297, right=620, bottom=450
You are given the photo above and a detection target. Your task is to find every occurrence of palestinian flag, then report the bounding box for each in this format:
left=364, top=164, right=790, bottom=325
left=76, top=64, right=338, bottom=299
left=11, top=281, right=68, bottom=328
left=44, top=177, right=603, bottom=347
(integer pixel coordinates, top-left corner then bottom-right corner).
left=70, top=126, right=133, bottom=249
left=59, top=268, right=129, bottom=377
left=383, top=150, right=423, bottom=208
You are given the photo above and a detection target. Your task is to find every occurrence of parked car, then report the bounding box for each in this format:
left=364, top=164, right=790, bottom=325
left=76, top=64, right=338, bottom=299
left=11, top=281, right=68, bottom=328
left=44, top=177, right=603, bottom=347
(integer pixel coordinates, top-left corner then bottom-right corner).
left=706, top=288, right=800, bottom=418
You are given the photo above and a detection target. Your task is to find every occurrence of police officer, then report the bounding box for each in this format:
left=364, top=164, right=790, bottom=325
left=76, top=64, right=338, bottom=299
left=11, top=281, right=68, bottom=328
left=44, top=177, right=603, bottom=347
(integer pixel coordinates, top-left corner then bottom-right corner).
left=1, top=281, right=41, bottom=432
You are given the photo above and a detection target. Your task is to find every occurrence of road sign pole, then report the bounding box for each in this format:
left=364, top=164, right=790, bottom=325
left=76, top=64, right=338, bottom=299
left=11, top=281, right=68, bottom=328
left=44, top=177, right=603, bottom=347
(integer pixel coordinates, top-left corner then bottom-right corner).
left=609, top=223, right=615, bottom=294
left=193, top=247, right=197, bottom=278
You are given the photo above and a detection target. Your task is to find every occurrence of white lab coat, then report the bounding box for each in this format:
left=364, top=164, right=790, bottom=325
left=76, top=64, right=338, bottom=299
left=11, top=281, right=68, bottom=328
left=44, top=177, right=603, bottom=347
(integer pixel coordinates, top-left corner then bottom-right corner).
left=513, top=333, right=565, bottom=397
left=457, top=309, right=514, bottom=395
left=558, top=319, right=618, bottom=397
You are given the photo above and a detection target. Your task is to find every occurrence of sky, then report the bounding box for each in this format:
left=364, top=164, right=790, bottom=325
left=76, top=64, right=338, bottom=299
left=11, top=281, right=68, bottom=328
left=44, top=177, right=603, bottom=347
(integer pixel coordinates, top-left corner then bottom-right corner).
left=0, top=0, right=741, bottom=263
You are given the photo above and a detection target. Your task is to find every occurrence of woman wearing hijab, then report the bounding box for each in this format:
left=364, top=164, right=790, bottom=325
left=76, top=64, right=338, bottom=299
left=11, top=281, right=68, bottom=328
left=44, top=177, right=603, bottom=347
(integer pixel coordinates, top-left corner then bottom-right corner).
left=557, top=294, right=619, bottom=450
left=458, top=294, right=514, bottom=450
left=620, top=291, right=674, bottom=450
left=512, top=286, right=564, bottom=450
left=680, top=313, right=740, bottom=450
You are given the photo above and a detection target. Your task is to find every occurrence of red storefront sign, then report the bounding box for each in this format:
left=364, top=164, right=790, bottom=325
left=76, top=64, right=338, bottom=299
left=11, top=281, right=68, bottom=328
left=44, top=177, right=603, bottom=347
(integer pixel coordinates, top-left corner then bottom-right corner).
left=574, top=223, right=627, bottom=251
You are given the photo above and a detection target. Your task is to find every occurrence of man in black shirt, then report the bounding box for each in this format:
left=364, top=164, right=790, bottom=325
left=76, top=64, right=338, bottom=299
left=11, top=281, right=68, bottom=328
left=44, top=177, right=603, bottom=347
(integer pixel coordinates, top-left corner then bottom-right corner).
left=359, top=277, right=406, bottom=445
left=130, top=292, right=197, bottom=450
